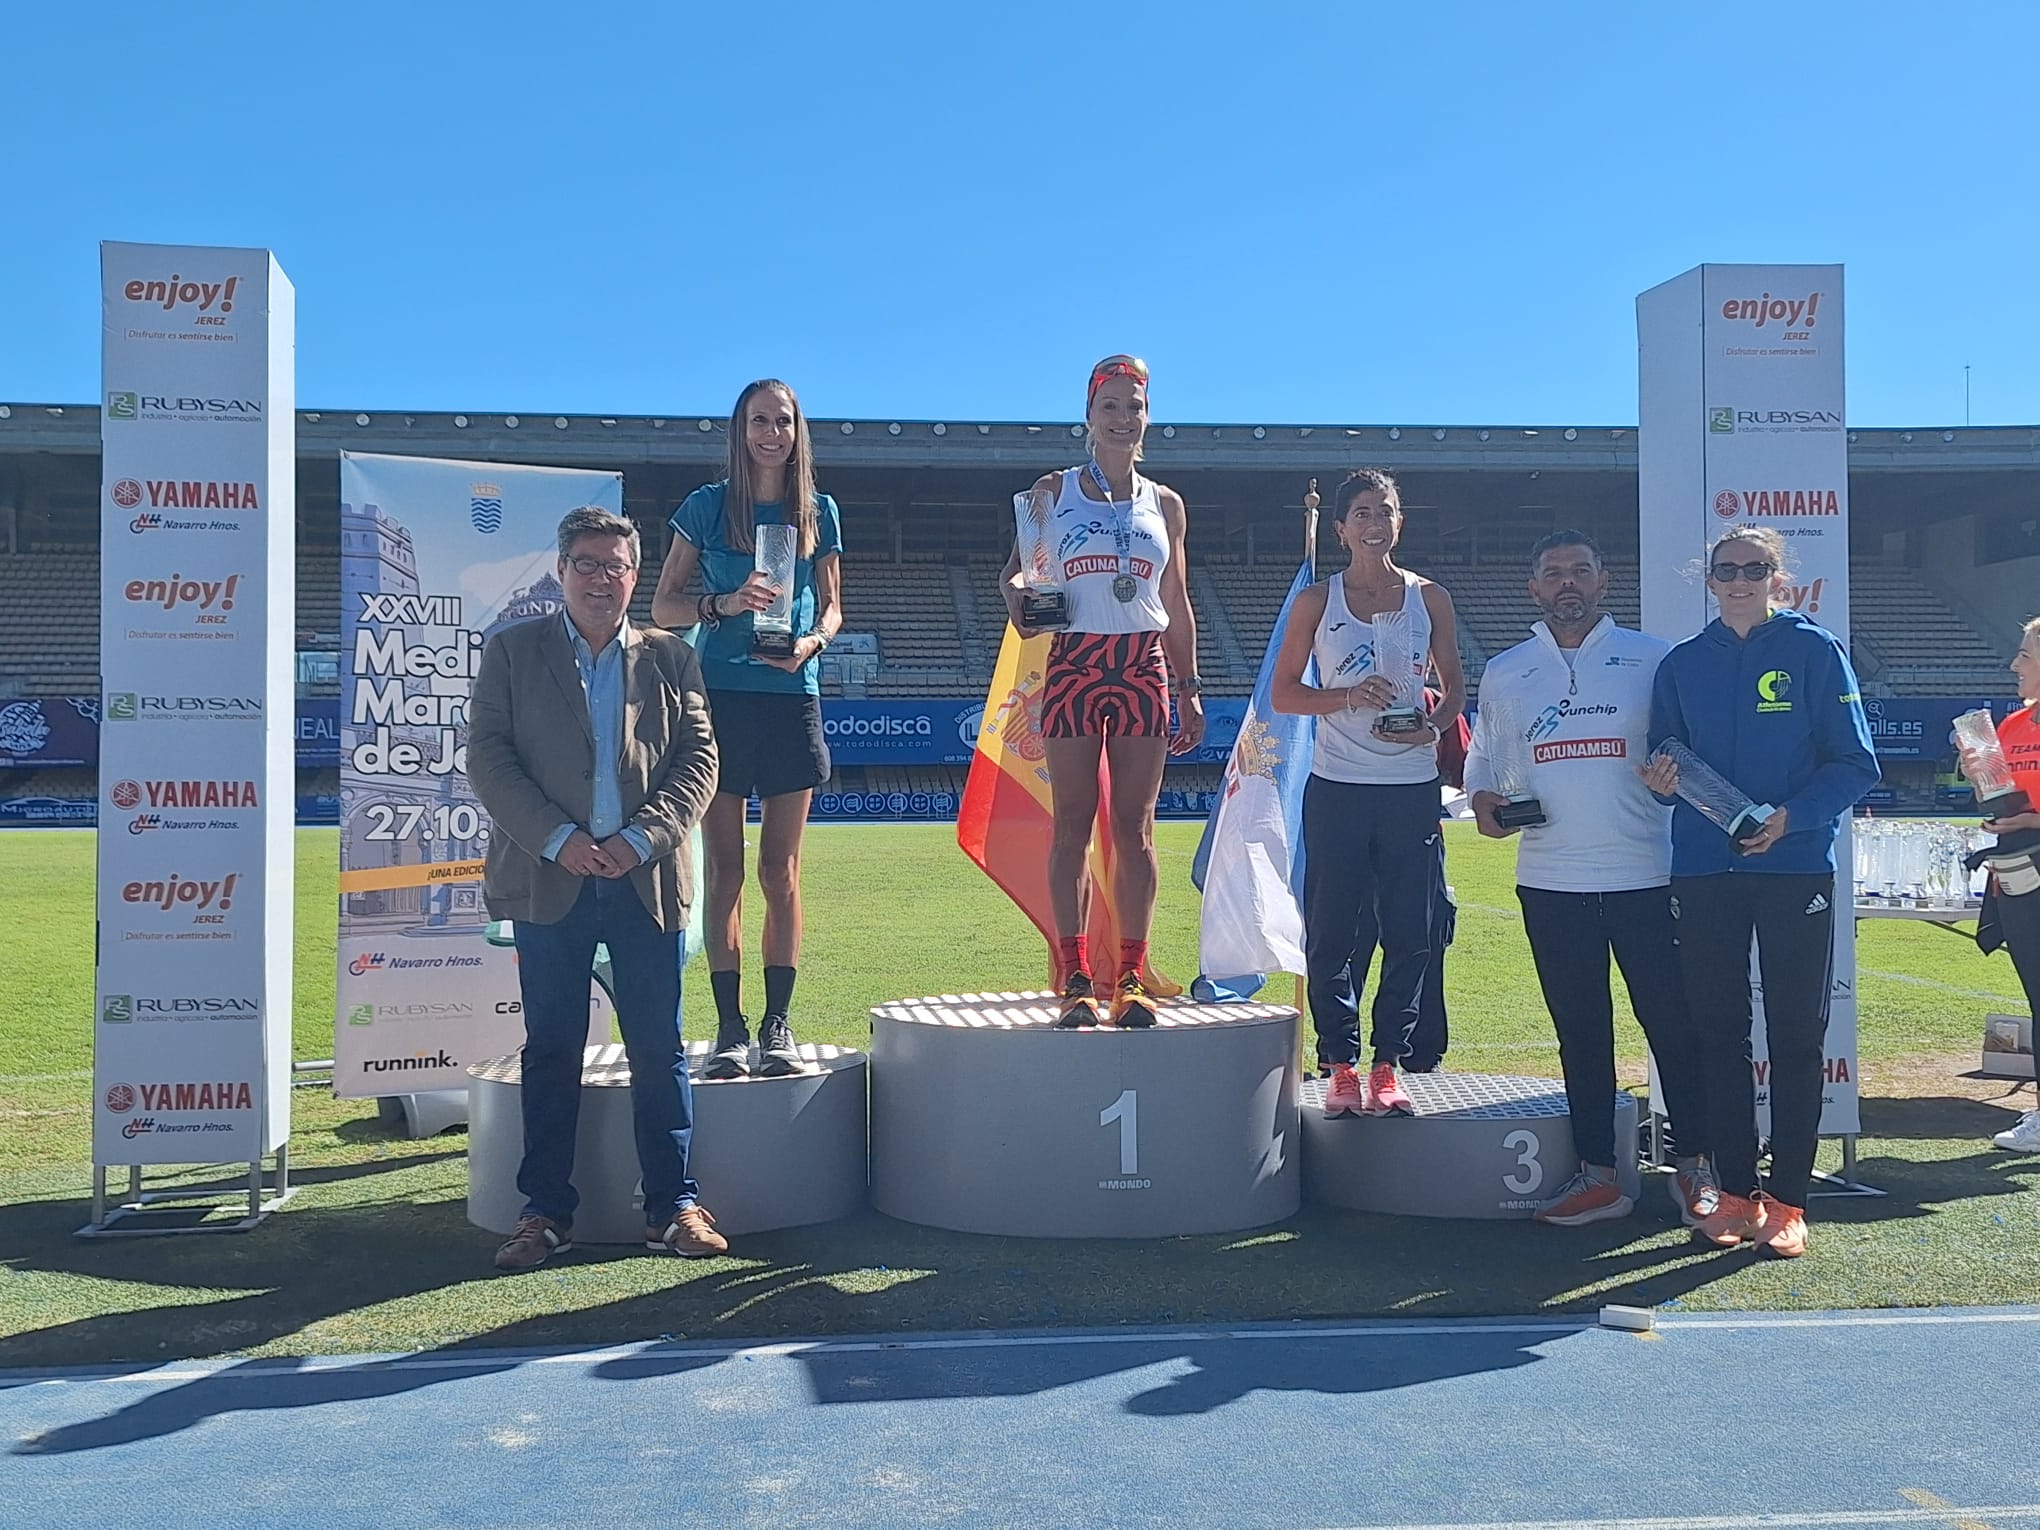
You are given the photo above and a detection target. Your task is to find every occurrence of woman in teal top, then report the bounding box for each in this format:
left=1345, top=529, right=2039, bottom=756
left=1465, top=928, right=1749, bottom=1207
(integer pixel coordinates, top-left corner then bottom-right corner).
left=652, top=378, right=843, bottom=1081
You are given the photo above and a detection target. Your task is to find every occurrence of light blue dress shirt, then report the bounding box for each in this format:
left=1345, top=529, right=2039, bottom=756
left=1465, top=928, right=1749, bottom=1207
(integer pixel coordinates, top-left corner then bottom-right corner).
left=542, top=614, right=656, bottom=868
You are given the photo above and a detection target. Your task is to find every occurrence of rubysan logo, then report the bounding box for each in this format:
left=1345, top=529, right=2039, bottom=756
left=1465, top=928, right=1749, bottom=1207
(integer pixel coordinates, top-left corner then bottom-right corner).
left=105, top=1083, right=136, bottom=1113
left=110, top=779, right=142, bottom=810
left=112, top=478, right=144, bottom=508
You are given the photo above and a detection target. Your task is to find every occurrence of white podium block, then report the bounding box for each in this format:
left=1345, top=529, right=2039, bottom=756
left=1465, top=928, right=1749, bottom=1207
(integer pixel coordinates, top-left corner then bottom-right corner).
left=467, top=1041, right=867, bottom=1242
left=870, top=992, right=1300, bottom=1238
left=1302, top=1072, right=1641, bottom=1219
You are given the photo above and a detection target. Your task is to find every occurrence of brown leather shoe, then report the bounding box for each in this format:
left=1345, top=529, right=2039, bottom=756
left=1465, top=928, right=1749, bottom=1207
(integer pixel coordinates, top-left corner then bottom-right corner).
left=494, top=1214, right=573, bottom=1272
left=645, top=1205, right=728, bottom=1258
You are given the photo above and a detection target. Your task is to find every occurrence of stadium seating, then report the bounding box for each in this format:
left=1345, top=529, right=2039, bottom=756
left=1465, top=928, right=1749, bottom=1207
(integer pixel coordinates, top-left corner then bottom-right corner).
left=0, top=523, right=2016, bottom=713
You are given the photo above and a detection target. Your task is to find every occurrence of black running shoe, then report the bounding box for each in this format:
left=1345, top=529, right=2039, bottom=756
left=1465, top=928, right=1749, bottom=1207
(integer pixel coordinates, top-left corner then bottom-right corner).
left=1054, top=972, right=1100, bottom=1028
left=757, top=1014, right=805, bottom=1077
left=703, top=1015, right=750, bottom=1080
left=1111, top=971, right=1158, bottom=1029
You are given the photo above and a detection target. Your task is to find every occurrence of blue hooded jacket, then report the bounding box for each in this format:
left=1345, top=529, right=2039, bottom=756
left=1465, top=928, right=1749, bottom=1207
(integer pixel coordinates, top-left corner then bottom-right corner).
left=1648, top=609, right=1879, bottom=877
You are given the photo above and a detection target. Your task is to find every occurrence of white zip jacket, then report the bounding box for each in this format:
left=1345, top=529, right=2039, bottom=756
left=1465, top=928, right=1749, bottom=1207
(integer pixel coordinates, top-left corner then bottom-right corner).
left=1463, top=616, right=1672, bottom=893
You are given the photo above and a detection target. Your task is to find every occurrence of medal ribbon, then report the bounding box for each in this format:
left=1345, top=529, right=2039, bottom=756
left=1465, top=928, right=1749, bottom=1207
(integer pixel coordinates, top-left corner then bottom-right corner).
left=1084, top=460, right=1135, bottom=594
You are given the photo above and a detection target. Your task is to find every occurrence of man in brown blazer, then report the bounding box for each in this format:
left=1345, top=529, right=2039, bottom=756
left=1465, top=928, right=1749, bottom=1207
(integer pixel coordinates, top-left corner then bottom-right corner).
left=467, top=506, right=724, bottom=1271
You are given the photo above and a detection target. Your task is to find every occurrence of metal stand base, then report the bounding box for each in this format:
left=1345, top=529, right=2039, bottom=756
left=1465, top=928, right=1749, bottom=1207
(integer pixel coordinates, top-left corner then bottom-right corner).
left=77, top=1149, right=297, bottom=1238
left=1646, top=1110, right=1883, bottom=1198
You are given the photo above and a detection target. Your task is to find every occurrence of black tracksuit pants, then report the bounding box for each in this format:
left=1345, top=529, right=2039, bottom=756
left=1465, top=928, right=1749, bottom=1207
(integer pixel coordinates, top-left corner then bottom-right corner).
left=1517, top=885, right=1706, bottom=1169
left=1302, top=774, right=1439, bottom=1067
left=1669, top=871, right=1836, bottom=1208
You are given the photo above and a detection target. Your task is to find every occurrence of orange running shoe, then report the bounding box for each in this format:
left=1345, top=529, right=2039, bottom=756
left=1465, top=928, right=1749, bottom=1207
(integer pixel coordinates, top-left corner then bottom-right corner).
left=1323, top=1063, right=1365, bottom=1118
left=1054, top=971, right=1100, bottom=1029
left=1534, top=1166, right=1634, bottom=1226
left=1754, top=1195, right=1807, bottom=1259
left=1110, top=971, right=1158, bottom=1028
left=1363, top=1062, right=1415, bottom=1117
left=1696, top=1190, right=1767, bottom=1247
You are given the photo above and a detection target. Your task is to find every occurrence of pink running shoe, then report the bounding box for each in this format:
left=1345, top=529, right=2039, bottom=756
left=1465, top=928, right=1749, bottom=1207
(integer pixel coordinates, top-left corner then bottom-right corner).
left=1363, top=1062, right=1415, bottom=1117
left=1323, top=1063, right=1365, bottom=1118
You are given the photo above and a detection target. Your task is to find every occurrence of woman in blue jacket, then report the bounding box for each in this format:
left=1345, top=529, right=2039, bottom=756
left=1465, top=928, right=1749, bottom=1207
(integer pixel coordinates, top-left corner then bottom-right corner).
left=1643, top=526, right=1877, bottom=1259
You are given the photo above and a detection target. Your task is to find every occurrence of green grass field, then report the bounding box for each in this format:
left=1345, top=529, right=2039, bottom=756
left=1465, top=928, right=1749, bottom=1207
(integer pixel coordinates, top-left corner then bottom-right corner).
left=1, top=824, right=2035, bottom=1364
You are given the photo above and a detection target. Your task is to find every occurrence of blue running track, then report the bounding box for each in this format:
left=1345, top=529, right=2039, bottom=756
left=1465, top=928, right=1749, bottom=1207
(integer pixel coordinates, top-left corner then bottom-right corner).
left=4, top=1308, right=2038, bottom=1529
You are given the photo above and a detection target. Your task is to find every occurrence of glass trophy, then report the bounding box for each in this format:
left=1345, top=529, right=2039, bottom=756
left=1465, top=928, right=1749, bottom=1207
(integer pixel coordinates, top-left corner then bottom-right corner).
left=1011, top=489, right=1070, bottom=630
left=1952, top=709, right=2032, bottom=820
left=750, top=523, right=798, bottom=661
left=1479, top=695, right=1547, bottom=828
left=1651, top=738, right=1774, bottom=846
left=1371, top=608, right=1427, bottom=734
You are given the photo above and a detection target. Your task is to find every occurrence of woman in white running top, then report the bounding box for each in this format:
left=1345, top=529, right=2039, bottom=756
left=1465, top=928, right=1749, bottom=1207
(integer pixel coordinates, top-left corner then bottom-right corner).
left=999, top=354, right=1203, bottom=1030
left=1270, top=468, right=1465, bottom=1119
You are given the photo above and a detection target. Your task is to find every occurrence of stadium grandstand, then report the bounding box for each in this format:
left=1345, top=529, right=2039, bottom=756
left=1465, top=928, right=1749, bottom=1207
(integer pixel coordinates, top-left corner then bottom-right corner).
left=0, top=403, right=2033, bottom=823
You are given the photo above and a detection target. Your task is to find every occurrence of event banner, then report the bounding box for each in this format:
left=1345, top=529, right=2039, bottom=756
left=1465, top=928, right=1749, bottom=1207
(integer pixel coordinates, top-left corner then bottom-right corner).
left=1638, top=263, right=1859, bottom=1137
left=95, top=243, right=296, bottom=1165
left=334, top=453, right=623, bottom=1096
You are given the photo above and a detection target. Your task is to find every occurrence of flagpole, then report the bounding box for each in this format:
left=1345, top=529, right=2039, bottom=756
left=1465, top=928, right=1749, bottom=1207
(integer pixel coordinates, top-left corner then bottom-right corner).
left=1296, top=477, right=1318, bottom=1028
left=1303, top=477, right=1319, bottom=584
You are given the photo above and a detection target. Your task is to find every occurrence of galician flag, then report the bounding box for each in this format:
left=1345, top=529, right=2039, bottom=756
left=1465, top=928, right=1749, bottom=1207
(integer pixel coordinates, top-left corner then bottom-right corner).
left=1192, top=562, right=1317, bottom=996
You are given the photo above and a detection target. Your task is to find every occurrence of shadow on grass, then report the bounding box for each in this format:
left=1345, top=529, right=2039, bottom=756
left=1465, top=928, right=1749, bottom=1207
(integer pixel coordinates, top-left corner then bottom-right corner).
left=1858, top=1094, right=2036, bottom=1142
left=7, top=1139, right=2035, bottom=1454
left=0, top=1184, right=1764, bottom=1455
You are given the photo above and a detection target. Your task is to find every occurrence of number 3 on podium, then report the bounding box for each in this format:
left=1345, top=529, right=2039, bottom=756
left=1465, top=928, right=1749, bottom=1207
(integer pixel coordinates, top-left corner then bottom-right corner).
left=1100, top=1089, right=1138, bottom=1175
left=1501, top=1129, right=1543, bottom=1195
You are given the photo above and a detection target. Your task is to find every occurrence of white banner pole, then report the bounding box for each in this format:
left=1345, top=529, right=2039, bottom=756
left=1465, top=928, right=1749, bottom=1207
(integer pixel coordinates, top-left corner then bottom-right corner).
left=91, top=244, right=296, bottom=1226
left=1639, top=262, right=1861, bottom=1145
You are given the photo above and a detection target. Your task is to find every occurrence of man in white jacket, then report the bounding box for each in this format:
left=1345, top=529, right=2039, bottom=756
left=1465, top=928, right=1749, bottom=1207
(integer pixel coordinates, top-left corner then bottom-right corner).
left=1464, top=530, right=1711, bottom=1227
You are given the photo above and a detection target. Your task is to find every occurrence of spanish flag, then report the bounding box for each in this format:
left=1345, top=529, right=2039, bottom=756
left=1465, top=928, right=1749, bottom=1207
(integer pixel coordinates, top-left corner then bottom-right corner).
left=957, top=626, right=1181, bottom=994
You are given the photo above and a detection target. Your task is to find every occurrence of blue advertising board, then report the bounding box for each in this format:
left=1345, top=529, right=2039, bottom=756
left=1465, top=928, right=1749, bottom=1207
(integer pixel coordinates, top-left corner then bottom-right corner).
left=0, top=697, right=100, bottom=769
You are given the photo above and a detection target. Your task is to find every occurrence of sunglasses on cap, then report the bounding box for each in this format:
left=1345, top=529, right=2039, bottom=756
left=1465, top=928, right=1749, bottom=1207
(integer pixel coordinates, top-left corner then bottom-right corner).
left=1709, top=560, right=1777, bottom=582
left=1088, top=354, right=1150, bottom=402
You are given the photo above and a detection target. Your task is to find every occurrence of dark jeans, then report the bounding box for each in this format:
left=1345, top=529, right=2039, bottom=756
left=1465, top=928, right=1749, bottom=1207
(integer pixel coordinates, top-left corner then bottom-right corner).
left=1518, top=885, right=1706, bottom=1169
left=1392, top=836, right=1456, bottom=1070
left=513, top=876, right=696, bottom=1227
left=1302, top=774, right=1440, bottom=1067
left=1670, top=872, right=1835, bottom=1208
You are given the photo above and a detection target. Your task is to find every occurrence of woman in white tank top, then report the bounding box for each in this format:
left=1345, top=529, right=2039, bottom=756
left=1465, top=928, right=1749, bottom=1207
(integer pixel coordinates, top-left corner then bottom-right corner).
left=1270, top=470, right=1466, bottom=1120
left=998, top=355, right=1204, bottom=1029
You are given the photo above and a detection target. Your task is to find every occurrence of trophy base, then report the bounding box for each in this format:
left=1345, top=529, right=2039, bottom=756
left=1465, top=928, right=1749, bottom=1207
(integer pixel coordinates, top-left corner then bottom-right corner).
left=1728, top=803, right=1777, bottom=845
left=1019, top=591, right=1071, bottom=631
left=1980, top=786, right=2034, bottom=821
left=751, top=629, right=797, bottom=661
left=1376, top=707, right=1428, bottom=735
left=1496, top=796, right=1547, bottom=830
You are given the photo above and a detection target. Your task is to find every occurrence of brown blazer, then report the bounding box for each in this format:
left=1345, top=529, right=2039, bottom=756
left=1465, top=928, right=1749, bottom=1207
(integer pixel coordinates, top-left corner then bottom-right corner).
left=466, top=614, right=718, bottom=931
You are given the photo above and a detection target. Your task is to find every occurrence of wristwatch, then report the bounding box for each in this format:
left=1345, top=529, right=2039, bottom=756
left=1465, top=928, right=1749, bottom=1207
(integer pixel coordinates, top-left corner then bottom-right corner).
left=1176, top=674, right=1203, bottom=696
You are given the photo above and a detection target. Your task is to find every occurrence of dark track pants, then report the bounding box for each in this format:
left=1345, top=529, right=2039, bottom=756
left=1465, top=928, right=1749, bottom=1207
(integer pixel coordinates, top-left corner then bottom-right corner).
left=1517, top=885, right=1706, bottom=1169
left=1670, top=872, right=1836, bottom=1208
left=1302, top=774, right=1439, bottom=1067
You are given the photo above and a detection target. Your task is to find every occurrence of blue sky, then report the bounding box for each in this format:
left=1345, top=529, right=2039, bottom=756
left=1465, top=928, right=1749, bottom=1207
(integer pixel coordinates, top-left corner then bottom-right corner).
left=4, top=2, right=2033, bottom=427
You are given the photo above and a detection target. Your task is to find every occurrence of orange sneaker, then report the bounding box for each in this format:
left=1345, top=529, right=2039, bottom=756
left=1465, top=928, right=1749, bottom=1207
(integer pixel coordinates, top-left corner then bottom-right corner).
left=1534, top=1166, right=1634, bottom=1226
left=1323, top=1063, right=1365, bottom=1118
left=1363, top=1062, right=1414, bottom=1117
left=1054, top=971, right=1100, bottom=1028
left=1696, top=1190, right=1767, bottom=1247
left=1754, top=1195, right=1807, bottom=1259
left=1109, top=971, right=1158, bottom=1028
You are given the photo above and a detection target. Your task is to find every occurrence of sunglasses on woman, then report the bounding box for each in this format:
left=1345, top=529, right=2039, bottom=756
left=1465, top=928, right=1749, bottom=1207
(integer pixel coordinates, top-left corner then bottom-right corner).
left=1709, top=561, right=1776, bottom=582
